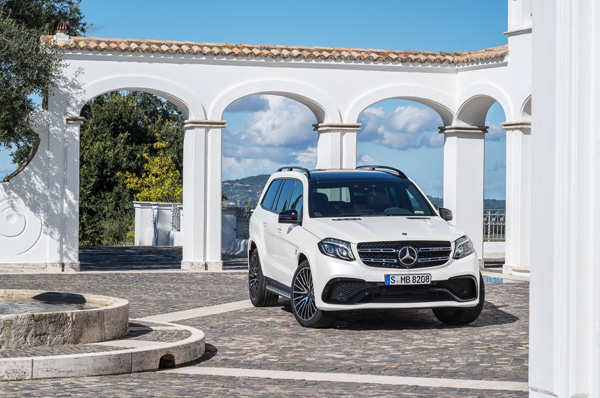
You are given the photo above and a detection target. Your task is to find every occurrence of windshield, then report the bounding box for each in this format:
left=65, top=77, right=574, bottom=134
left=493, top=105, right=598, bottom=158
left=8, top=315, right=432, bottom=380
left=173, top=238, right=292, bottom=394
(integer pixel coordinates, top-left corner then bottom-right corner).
left=309, top=180, right=435, bottom=218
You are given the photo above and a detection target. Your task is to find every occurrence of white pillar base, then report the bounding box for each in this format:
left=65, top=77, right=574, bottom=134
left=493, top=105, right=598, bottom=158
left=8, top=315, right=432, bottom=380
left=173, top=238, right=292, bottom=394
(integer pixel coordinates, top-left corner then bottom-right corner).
left=181, top=261, right=223, bottom=271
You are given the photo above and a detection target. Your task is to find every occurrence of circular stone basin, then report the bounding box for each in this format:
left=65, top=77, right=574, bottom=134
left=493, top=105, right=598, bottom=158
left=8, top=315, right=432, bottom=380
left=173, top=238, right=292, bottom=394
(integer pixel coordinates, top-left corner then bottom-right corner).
left=0, top=290, right=129, bottom=350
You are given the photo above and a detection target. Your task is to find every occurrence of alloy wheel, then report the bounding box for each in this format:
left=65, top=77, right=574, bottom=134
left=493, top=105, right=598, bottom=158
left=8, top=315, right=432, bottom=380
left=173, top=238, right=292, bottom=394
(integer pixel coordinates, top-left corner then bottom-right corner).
left=293, top=266, right=317, bottom=321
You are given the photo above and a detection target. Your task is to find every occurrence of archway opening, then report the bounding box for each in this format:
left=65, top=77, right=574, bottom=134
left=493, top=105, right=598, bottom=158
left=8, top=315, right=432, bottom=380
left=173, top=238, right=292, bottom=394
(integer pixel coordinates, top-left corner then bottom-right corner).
left=220, top=94, right=318, bottom=257
left=482, top=102, right=507, bottom=263
left=356, top=99, right=445, bottom=205
left=77, top=91, right=185, bottom=269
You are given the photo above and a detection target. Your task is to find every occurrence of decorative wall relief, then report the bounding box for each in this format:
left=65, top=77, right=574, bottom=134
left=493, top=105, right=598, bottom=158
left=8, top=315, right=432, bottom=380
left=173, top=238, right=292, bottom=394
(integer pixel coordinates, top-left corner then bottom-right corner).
left=0, top=199, right=43, bottom=256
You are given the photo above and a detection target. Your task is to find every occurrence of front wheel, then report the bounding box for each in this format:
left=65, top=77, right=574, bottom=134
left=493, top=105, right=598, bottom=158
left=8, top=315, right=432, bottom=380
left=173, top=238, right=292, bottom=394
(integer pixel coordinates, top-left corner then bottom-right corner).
left=291, top=261, right=336, bottom=328
left=432, top=274, right=485, bottom=325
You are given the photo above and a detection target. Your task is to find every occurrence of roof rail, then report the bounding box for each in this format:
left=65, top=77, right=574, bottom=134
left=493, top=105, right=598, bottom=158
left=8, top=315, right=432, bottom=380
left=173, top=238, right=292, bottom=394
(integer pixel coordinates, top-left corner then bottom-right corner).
left=276, top=166, right=311, bottom=180
left=356, top=165, right=408, bottom=179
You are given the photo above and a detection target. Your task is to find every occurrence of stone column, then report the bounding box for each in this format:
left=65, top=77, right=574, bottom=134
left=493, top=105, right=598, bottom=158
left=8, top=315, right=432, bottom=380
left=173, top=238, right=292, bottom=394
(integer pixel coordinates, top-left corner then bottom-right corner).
left=57, top=116, right=85, bottom=272
left=314, top=123, right=361, bottom=169
left=502, top=122, right=531, bottom=276
left=531, top=0, right=600, bottom=396
left=181, top=120, right=226, bottom=271
left=439, top=126, right=487, bottom=262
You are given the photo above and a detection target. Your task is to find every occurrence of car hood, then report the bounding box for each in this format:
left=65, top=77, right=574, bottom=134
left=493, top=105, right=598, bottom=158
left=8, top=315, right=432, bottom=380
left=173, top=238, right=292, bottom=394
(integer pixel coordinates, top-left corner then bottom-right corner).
left=304, top=216, right=465, bottom=244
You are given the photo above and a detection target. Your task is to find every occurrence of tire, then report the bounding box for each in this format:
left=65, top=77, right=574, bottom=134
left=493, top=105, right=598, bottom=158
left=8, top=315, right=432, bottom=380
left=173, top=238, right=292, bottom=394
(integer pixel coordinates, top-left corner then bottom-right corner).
left=248, top=250, right=279, bottom=307
left=432, top=274, right=485, bottom=325
left=291, top=261, right=336, bottom=328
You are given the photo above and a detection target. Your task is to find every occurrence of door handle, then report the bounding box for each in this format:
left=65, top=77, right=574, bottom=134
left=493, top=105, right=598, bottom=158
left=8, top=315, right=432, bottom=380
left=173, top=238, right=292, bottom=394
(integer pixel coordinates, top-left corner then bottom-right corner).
left=277, top=227, right=282, bottom=233
left=263, top=222, right=267, bottom=228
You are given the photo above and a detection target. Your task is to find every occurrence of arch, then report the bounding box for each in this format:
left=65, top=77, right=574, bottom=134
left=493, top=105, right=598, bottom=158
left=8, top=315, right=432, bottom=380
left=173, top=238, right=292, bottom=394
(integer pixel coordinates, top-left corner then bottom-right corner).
left=456, top=83, right=512, bottom=126
left=344, top=84, right=455, bottom=126
left=73, top=75, right=205, bottom=120
left=520, top=95, right=532, bottom=122
left=208, top=79, right=341, bottom=123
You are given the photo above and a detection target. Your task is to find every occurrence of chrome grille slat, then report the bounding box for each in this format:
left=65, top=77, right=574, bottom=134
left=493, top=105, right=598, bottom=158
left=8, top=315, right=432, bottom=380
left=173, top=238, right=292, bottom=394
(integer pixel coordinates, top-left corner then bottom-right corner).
left=419, top=247, right=450, bottom=252
left=357, top=248, right=396, bottom=253
left=360, top=258, right=398, bottom=263
left=418, top=256, right=448, bottom=263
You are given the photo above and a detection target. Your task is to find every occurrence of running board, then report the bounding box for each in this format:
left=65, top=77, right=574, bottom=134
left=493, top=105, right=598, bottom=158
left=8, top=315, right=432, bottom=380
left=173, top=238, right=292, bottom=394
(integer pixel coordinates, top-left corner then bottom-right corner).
left=265, top=278, right=292, bottom=299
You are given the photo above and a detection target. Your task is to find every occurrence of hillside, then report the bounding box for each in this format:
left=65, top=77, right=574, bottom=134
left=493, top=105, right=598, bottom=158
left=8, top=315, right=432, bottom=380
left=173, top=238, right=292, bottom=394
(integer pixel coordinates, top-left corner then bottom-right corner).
left=223, top=174, right=505, bottom=210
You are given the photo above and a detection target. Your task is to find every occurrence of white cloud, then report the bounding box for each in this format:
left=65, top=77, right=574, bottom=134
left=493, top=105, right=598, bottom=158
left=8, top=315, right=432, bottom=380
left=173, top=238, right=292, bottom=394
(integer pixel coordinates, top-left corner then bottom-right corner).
left=291, top=146, right=318, bottom=166
left=222, top=95, right=318, bottom=180
left=358, top=105, right=442, bottom=150
left=222, top=157, right=281, bottom=180
left=486, top=122, right=505, bottom=141
left=359, top=153, right=374, bottom=164
left=242, top=96, right=315, bottom=147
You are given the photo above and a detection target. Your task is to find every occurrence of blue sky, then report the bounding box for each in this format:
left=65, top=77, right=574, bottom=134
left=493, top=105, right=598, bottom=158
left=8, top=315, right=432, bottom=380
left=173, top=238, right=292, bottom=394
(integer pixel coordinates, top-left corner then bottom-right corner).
left=0, top=0, right=508, bottom=199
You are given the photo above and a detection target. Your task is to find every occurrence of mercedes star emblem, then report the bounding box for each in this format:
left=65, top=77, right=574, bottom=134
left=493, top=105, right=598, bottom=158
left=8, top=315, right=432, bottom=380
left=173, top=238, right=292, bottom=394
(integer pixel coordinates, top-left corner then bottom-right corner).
left=398, top=246, right=418, bottom=267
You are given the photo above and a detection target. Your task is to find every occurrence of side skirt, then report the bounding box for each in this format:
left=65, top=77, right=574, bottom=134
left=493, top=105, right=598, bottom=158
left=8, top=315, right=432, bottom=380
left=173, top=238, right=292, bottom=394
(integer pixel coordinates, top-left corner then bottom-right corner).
left=265, top=277, right=291, bottom=300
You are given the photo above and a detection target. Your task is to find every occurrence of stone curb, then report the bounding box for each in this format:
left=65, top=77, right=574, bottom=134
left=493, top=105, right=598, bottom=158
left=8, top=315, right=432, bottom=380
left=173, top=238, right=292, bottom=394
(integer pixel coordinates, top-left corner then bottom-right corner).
left=0, top=321, right=205, bottom=381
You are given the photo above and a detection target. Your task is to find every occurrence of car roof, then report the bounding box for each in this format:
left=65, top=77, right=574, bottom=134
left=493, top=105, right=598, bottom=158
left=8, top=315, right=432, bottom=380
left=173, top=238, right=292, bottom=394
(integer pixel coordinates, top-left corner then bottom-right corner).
left=309, top=169, right=407, bottom=183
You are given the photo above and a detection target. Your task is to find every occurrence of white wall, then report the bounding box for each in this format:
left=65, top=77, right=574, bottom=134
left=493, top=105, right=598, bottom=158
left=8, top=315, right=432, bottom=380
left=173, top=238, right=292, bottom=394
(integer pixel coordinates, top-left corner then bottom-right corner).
left=529, top=0, right=600, bottom=396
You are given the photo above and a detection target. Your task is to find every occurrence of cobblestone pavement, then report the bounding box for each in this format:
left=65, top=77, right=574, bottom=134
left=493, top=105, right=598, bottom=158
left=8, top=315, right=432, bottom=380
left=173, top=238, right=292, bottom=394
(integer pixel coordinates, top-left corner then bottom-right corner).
left=0, top=272, right=248, bottom=318
left=181, top=282, right=528, bottom=383
left=0, top=248, right=528, bottom=397
left=0, top=373, right=527, bottom=397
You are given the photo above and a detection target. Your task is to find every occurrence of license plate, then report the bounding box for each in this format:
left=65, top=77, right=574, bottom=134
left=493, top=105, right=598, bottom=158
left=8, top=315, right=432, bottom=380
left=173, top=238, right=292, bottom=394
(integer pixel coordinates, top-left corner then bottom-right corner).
left=385, top=274, right=432, bottom=285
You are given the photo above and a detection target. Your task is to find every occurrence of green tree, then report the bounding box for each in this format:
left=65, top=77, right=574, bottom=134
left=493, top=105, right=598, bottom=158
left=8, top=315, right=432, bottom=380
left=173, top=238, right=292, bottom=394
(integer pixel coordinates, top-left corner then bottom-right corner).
left=119, top=134, right=183, bottom=203
left=0, top=0, right=87, bottom=181
left=79, top=91, right=184, bottom=246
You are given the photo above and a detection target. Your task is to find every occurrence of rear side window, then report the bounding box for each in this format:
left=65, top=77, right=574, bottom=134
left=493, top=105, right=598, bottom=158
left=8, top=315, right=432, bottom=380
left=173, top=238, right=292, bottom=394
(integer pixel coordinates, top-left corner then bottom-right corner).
left=261, top=179, right=283, bottom=211
left=274, top=179, right=296, bottom=213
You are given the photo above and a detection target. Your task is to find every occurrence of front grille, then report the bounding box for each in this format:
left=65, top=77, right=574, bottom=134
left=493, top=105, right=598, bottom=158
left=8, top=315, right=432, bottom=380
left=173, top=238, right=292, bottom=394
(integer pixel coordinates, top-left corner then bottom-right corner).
left=322, top=277, right=477, bottom=305
left=357, top=240, right=452, bottom=269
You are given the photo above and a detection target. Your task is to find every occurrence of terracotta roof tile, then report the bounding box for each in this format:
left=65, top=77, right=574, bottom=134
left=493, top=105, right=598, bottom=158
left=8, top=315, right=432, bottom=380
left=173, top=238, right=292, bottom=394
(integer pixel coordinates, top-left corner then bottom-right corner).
left=43, top=36, right=508, bottom=65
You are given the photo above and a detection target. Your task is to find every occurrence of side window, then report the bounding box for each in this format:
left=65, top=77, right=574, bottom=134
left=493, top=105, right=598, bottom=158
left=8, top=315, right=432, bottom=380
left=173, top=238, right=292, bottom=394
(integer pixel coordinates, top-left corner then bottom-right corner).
left=261, top=179, right=282, bottom=211
left=288, top=181, right=303, bottom=214
left=274, top=179, right=295, bottom=213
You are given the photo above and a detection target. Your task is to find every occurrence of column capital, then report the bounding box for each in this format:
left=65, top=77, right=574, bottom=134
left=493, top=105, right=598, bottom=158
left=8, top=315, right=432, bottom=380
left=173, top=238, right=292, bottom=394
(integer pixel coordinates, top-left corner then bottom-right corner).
left=65, top=116, right=85, bottom=125
left=438, top=125, right=488, bottom=135
left=502, top=121, right=531, bottom=131
left=183, top=120, right=227, bottom=130
left=313, top=123, right=361, bottom=132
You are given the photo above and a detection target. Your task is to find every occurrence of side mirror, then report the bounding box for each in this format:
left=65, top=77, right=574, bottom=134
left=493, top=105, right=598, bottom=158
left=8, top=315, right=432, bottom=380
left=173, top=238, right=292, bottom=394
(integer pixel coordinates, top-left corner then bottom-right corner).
left=279, top=209, right=300, bottom=224
left=439, top=207, right=453, bottom=221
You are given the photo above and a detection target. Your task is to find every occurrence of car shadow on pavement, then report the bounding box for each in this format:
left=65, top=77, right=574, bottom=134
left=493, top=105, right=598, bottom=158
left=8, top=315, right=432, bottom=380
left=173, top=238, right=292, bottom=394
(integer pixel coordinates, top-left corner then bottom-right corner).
left=278, top=301, right=519, bottom=330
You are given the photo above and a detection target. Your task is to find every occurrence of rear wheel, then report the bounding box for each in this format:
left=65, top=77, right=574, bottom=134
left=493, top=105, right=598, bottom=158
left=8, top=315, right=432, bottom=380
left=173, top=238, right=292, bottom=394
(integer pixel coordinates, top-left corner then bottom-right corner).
left=291, top=261, right=336, bottom=328
left=432, top=274, right=485, bottom=325
left=249, top=250, right=278, bottom=307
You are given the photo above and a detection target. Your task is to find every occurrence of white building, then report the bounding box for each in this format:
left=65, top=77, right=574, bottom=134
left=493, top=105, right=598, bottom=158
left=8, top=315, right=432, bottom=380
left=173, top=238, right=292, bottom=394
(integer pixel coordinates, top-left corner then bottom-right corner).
left=0, top=1, right=532, bottom=275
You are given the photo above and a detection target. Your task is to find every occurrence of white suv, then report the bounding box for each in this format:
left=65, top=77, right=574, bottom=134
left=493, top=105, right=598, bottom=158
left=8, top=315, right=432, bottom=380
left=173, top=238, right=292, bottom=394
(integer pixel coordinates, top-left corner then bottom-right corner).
left=248, top=166, right=483, bottom=328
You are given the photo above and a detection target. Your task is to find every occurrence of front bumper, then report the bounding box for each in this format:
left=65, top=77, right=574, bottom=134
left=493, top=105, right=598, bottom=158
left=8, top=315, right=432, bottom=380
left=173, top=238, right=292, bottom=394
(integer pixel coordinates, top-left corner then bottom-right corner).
left=310, top=252, right=480, bottom=311
left=322, top=275, right=478, bottom=305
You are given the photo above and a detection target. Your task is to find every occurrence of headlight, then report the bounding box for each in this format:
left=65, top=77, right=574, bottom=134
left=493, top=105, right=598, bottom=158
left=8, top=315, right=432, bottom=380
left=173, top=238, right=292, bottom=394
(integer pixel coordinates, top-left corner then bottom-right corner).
left=453, top=236, right=474, bottom=259
left=318, top=238, right=355, bottom=261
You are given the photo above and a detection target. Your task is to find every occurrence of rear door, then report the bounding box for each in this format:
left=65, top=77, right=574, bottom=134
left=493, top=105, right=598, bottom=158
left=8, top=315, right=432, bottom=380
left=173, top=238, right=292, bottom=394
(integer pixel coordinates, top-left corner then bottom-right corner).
left=253, top=179, right=282, bottom=277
